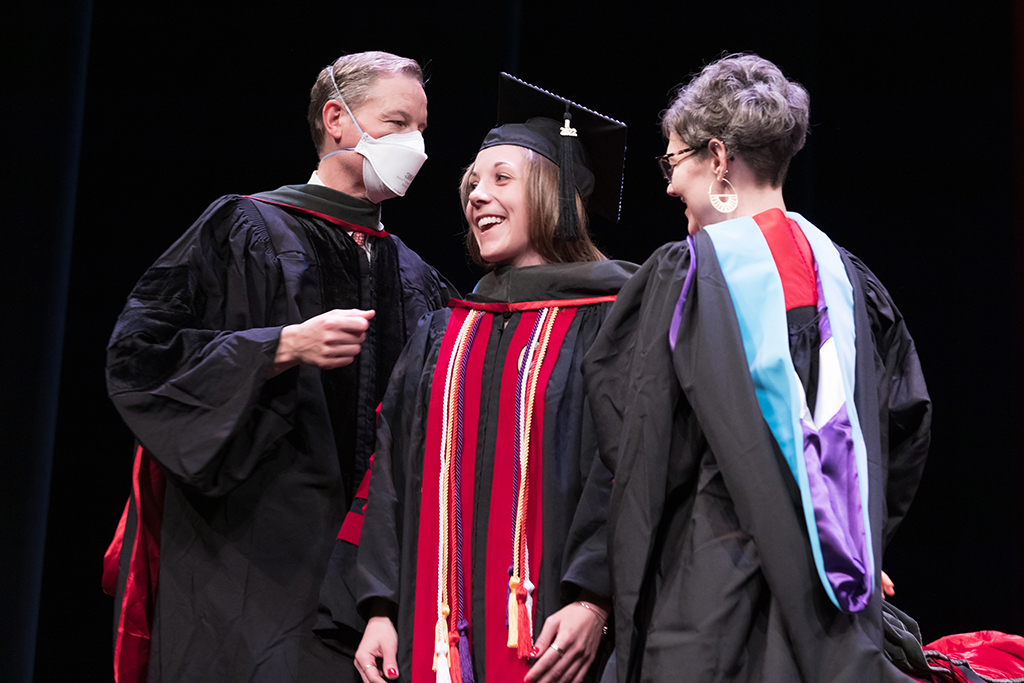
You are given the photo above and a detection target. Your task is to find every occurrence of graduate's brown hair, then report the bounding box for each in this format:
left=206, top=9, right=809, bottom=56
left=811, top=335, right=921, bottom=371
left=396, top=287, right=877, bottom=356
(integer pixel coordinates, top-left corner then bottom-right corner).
left=308, top=52, right=424, bottom=156
left=460, top=147, right=606, bottom=267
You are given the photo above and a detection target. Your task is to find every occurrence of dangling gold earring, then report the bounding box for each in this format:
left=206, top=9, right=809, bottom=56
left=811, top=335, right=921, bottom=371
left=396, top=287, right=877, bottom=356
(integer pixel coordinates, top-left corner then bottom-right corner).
left=708, top=171, right=738, bottom=213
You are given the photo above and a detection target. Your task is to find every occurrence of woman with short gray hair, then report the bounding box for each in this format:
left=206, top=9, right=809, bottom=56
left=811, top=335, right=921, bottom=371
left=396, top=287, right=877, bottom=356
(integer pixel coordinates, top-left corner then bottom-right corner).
left=658, top=53, right=810, bottom=233
left=662, top=53, right=809, bottom=189
left=581, top=53, right=931, bottom=682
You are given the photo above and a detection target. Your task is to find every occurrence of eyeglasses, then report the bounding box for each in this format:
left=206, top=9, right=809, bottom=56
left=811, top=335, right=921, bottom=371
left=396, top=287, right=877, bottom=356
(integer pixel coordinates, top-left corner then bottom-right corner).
left=656, top=147, right=695, bottom=183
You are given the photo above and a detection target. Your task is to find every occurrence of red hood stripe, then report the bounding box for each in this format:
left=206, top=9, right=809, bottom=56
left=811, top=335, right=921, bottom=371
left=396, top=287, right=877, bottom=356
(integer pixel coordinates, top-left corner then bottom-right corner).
left=448, top=295, right=616, bottom=312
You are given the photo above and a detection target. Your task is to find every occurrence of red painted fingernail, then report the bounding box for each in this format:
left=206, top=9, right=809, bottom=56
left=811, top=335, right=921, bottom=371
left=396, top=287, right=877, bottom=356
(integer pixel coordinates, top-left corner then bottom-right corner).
left=529, top=647, right=540, bottom=658
left=387, top=669, right=399, bottom=678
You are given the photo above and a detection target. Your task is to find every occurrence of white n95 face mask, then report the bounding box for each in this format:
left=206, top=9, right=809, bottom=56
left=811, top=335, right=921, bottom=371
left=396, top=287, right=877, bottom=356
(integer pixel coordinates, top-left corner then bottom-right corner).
left=320, top=69, right=428, bottom=203
left=348, top=129, right=427, bottom=203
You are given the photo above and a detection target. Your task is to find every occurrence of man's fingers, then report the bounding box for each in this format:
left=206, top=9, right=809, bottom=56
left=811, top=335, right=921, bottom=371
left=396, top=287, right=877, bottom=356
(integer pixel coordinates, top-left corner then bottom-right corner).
left=323, top=331, right=367, bottom=346
left=325, top=309, right=375, bottom=330
left=309, top=344, right=362, bottom=364
left=320, top=356, right=356, bottom=369
left=326, top=318, right=371, bottom=335
left=333, top=308, right=375, bottom=319
left=331, top=308, right=375, bottom=317
left=322, top=341, right=364, bottom=356
left=285, top=309, right=375, bottom=369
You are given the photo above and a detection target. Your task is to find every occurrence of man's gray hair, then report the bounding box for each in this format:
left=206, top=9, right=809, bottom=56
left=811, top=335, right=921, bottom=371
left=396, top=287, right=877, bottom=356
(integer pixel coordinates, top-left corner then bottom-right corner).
left=661, top=53, right=809, bottom=187
left=308, top=51, right=424, bottom=155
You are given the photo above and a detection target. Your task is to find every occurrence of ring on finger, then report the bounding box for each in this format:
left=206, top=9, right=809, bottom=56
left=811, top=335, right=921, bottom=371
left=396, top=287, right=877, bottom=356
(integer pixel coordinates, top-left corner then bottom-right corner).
left=363, top=664, right=376, bottom=670
left=550, top=643, right=565, bottom=657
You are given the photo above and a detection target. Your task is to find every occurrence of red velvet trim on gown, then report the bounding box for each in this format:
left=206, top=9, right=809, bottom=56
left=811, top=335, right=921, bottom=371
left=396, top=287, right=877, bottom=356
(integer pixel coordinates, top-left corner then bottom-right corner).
left=103, top=444, right=165, bottom=683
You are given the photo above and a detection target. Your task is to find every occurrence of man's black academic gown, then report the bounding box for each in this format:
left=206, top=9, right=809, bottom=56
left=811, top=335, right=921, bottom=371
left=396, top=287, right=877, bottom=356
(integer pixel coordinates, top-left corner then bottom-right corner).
left=105, top=184, right=454, bottom=683
left=582, top=224, right=930, bottom=683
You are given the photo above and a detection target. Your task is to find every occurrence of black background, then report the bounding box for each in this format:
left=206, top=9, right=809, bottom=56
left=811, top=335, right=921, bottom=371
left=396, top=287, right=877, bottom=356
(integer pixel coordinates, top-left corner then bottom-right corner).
left=4, top=2, right=1021, bottom=681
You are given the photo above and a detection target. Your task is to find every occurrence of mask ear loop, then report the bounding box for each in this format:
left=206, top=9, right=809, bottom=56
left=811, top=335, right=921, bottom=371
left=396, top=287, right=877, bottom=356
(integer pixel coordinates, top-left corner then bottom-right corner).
left=321, top=66, right=365, bottom=161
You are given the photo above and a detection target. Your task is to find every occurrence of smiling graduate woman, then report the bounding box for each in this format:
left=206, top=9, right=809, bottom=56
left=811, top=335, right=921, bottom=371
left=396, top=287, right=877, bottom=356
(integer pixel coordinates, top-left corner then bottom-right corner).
left=316, top=74, right=636, bottom=683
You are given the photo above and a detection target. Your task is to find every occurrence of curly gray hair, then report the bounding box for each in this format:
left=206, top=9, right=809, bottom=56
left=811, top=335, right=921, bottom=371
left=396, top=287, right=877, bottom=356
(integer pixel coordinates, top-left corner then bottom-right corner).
left=308, top=51, right=424, bottom=155
left=661, top=53, right=809, bottom=187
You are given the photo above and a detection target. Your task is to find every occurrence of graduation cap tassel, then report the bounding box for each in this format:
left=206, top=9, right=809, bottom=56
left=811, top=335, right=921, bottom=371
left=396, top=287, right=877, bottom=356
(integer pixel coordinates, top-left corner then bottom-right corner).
left=556, top=111, right=580, bottom=241
left=485, top=73, right=625, bottom=230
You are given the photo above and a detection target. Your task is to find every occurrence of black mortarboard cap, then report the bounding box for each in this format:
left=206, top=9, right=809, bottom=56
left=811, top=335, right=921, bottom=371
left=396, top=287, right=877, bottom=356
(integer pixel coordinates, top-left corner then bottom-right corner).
left=479, top=73, right=627, bottom=239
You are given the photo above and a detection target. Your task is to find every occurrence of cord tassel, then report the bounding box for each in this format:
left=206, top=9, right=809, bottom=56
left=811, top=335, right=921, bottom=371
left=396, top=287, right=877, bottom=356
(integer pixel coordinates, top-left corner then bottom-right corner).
left=448, top=628, right=462, bottom=683
left=507, top=576, right=520, bottom=648
left=457, top=618, right=475, bottom=683
left=504, top=565, right=513, bottom=628
left=516, top=581, right=532, bottom=659
left=434, top=617, right=450, bottom=676
left=435, top=640, right=452, bottom=683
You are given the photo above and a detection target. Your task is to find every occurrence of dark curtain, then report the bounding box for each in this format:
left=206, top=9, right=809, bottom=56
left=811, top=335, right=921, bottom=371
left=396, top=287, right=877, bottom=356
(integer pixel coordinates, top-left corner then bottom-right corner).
left=5, top=3, right=1020, bottom=681
left=0, top=3, right=92, bottom=682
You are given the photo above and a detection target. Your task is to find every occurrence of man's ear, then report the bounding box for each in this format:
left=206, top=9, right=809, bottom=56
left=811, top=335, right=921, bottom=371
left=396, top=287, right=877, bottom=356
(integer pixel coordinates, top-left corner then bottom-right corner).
left=323, top=100, right=351, bottom=142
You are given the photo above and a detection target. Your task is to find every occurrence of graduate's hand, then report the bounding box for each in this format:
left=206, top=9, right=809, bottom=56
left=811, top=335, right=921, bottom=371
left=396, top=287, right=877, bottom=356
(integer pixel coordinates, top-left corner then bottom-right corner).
left=525, top=600, right=608, bottom=683
left=355, top=615, right=399, bottom=683
left=272, top=309, right=375, bottom=375
left=881, top=570, right=895, bottom=599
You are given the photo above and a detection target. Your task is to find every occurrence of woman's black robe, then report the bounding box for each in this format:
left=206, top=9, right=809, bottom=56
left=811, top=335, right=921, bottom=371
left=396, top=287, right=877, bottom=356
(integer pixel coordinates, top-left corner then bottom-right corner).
left=582, top=226, right=930, bottom=683
left=318, top=260, right=637, bottom=683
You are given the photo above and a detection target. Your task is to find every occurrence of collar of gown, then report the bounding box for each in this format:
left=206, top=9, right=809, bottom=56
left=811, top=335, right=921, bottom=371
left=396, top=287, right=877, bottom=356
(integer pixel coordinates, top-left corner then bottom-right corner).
left=467, top=259, right=638, bottom=305
left=249, top=183, right=385, bottom=235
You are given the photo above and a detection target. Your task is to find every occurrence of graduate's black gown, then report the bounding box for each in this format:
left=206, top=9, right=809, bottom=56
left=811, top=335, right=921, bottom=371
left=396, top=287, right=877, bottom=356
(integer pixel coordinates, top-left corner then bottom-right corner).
left=318, top=260, right=637, bottom=683
left=106, top=184, right=453, bottom=683
left=582, top=221, right=931, bottom=683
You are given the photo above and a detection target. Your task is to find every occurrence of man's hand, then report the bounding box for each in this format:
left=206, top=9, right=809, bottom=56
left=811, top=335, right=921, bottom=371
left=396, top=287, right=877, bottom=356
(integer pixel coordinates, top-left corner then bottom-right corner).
left=272, top=309, right=375, bottom=376
left=355, top=615, right=400, bottom=683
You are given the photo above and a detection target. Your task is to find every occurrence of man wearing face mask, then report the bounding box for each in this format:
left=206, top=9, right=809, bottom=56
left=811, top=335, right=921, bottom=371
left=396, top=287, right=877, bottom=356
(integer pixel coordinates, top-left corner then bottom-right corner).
left=103, top=52, right=455, bottom=683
